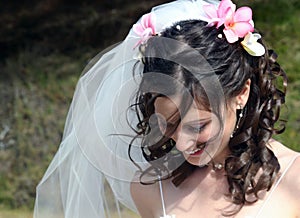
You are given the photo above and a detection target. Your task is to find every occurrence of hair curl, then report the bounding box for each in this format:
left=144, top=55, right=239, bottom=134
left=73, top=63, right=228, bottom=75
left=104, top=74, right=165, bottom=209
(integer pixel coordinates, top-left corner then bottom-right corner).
left=129, top=20, right=287, bottom=214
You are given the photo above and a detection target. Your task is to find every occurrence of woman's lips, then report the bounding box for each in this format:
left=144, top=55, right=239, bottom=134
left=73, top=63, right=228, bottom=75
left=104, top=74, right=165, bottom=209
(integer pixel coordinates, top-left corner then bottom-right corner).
left=190, top=146, right=205, bottom=156
left=184, top=144, right=206, bottom=156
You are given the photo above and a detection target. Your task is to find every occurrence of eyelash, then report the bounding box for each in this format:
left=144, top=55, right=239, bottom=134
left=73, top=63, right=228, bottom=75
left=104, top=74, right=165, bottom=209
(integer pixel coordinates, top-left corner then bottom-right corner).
left=162, top=121, right=209, bottom=135
left=186, top=123, right=207, bottom=134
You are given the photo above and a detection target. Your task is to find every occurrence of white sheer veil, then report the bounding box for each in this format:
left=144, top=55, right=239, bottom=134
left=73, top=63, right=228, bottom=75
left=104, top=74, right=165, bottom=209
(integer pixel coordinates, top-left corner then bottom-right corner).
left=34, top=0, right=220, bottom=217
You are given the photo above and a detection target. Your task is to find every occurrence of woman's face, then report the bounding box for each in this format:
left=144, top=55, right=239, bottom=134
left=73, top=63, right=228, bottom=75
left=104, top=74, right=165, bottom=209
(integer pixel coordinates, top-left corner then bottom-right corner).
left=154, top=95, right=237, bottom=166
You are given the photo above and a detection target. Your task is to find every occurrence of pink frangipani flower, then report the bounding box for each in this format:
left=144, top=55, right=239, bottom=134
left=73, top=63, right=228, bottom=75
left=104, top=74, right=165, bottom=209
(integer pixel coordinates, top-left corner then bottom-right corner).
left=203, top=0, right=236, bottom=28
left=203, top=0, right=254, bottom=43
left=223, top=6, right=254, bottom=43
left=133, top=13, right=156, bottom=47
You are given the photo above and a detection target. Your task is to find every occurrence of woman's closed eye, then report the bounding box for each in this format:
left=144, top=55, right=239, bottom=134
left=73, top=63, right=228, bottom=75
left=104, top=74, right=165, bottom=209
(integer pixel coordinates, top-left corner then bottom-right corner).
left=183, top=120, right=211, bottom=134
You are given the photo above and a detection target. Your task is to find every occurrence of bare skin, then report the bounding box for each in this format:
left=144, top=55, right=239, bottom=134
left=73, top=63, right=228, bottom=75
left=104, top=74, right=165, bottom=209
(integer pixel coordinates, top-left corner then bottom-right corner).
left=131, top=141, right=300, bottom=218
left=130, top=80, right=300, bottom=217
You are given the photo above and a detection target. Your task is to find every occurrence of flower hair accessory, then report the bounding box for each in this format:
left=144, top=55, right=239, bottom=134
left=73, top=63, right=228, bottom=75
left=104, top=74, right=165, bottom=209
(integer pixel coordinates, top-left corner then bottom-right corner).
left=203, top=0, right=265, bottom=56
left=132, top=0, right=265, bottom=56
left=241, top=32, right=265, bottom=56
left=133, top=13, right=156, bottom=47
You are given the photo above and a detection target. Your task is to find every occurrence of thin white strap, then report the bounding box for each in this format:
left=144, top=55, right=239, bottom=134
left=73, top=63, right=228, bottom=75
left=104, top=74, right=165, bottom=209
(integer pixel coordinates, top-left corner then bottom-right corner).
left=255, top=155, right=299, bottom=217
left=158, top=175, right=167, bottom=217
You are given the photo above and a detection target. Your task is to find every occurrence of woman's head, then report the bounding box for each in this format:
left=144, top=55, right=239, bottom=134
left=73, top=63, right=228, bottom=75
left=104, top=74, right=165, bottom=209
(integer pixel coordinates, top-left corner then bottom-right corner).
left=130, top=17, right=286, bottom=210
left=137, top=20, right=256, bottom=164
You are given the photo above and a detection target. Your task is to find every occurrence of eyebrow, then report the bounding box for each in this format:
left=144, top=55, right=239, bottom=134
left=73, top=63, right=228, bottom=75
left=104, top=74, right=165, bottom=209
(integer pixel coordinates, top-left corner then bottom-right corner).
left=182, top=118, right=211, bottom=126
left=166, top=118, right=211, bottom=126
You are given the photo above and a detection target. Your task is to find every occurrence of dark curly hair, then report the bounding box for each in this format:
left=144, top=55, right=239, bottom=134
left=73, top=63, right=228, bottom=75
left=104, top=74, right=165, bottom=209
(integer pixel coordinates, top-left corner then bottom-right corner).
left=129, top=20, right=287, bottom=214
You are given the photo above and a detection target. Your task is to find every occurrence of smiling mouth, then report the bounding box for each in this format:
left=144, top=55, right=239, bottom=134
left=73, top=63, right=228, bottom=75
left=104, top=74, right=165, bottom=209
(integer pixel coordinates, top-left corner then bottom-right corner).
left=184, top=144, right=206, bottom=155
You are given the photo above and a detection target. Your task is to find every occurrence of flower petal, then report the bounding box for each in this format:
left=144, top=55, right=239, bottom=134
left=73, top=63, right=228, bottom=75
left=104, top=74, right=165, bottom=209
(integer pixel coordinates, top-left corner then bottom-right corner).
left=243, top=31, right=251, bottom=42
left=251, top=33, right=262, bottom=41
left=145, top=13, right=156, bottom=33
left=223, top=28, right=238, bottom=43
left=133, top=23, right=144, bottom=35
left=218, top=5, right=235, bottom=28
left=218, top=0, right=236, bottom=18
left=241, top=41, right=265, bottom=56
left=140, top=13, right=155, bottom=33
left=241, top=32, right=265, bottom=56
left=207, top=18, right=222, bottom=27
left=142, top=28, right=153, bottom=38
left=132, top=12, right=156, bottom=48
left=233, top=22, right=254, bottom=37
left=150, top=14, right=156, bottom=33
left=234, top=7, right=252, bottom=22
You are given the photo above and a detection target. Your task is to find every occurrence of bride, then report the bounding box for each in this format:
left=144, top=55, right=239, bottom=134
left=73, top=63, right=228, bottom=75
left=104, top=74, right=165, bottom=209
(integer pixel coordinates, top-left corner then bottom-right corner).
left=34, top=0, right=300, bottom=217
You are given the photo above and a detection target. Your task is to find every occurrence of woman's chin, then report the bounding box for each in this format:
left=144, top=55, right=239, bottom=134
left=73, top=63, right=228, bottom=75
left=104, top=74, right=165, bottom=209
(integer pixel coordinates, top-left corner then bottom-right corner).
left=185, top=154, right=211, bottom=167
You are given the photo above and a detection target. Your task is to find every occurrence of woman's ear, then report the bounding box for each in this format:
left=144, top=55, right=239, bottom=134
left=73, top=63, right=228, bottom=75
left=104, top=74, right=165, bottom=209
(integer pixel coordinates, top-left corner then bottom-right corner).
left=235, top=79, right=251, bottom=108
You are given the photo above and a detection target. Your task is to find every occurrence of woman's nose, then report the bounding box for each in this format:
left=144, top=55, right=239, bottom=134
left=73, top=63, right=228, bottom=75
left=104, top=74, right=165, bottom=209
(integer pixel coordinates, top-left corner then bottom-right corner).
left=171, top=129, right=195, bottom=152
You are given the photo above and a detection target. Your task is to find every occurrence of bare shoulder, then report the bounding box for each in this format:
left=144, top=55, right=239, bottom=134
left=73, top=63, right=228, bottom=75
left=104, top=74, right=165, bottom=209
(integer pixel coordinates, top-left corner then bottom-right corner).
left=130, top=179, right=160, bottom=218
left=280, top=150, right=300, bottom=209
left=268, top=139, right=300, bottom=177
left=268, top=138, right=299, bottom=161
left=268, top=139, right=300, bottom=211
left=282, top=152, right=300, bottom=213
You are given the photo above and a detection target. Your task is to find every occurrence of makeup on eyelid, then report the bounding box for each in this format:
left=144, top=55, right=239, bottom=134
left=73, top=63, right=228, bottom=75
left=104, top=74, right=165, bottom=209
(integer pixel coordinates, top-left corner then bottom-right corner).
left=159, top=119, right=211, bottom=136
left=182, top=120, right=211, bottom=134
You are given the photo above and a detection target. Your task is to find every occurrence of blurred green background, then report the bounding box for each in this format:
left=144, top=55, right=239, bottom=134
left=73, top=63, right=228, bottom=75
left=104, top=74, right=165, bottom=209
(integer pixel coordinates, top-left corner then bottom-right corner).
left=0, top=0, right=299, bottom=217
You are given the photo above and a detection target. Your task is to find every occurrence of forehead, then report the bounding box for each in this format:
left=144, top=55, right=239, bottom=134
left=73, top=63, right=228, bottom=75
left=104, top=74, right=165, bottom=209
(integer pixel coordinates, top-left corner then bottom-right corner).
left=154, top=96, right=212, bottom=123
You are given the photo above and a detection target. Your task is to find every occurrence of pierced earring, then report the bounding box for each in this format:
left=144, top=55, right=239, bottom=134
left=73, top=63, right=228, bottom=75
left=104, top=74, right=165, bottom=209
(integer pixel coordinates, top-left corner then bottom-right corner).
left=230, top=104, right=244, bottom=138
